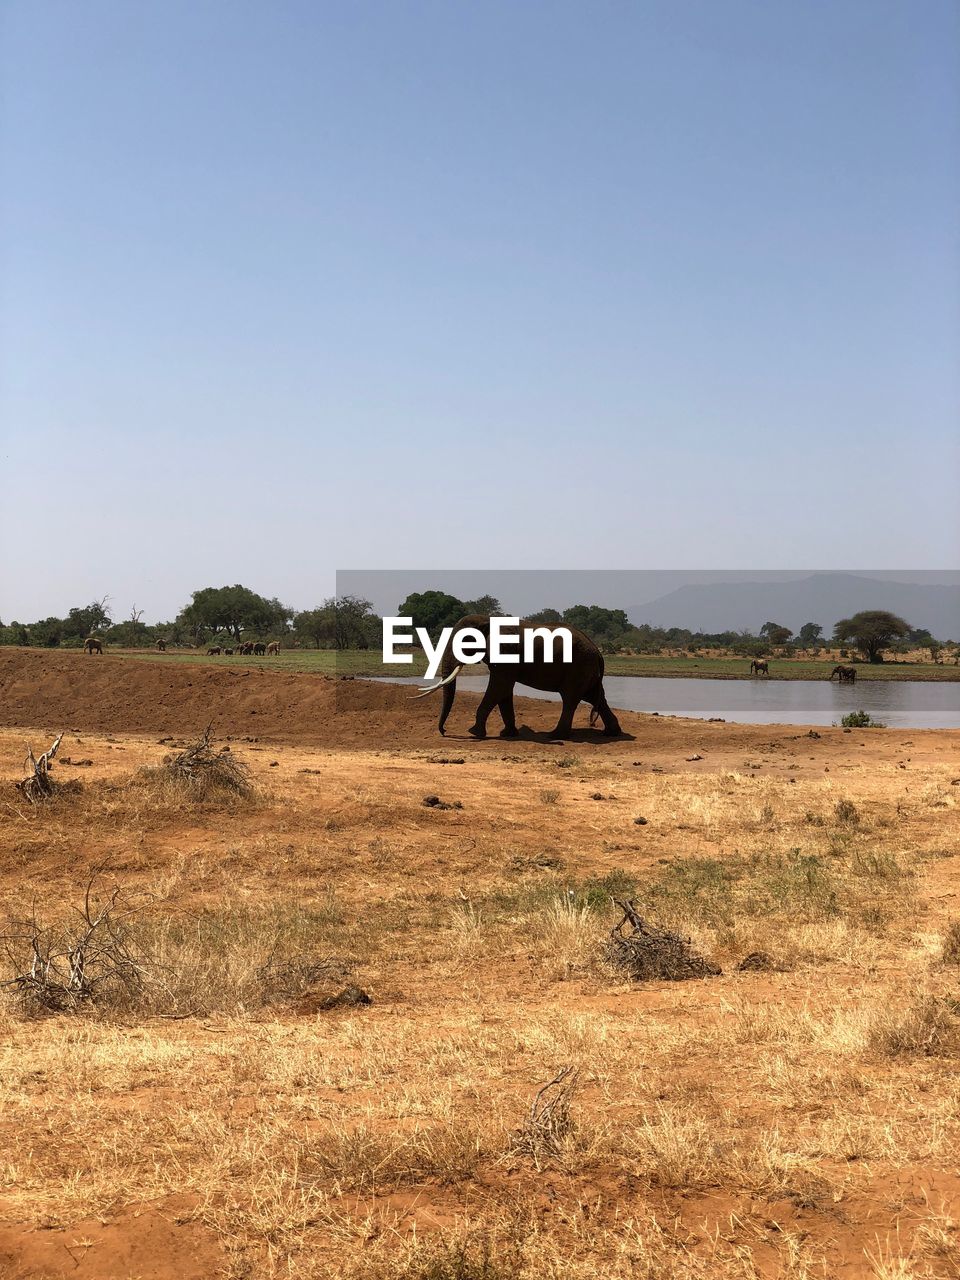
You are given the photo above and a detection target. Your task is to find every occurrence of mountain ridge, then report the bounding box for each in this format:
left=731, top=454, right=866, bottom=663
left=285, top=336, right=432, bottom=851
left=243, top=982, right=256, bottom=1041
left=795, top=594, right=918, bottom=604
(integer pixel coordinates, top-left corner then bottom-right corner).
left=629, top=573, right=960, bottom=640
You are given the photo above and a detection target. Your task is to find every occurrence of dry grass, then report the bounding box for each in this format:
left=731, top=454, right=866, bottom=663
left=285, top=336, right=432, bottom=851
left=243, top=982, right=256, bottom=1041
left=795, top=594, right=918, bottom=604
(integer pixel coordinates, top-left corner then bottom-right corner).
left=0, top=727, right=958, bottom=1278
left=938, top=921, right=960, bottom=966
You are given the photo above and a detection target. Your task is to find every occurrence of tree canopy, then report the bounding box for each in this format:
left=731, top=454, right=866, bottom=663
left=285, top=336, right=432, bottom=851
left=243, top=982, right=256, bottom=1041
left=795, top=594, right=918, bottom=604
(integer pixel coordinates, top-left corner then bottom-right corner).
left=759, top=621, right=793, bottom=647
left=293, top=596, right=379, bottom=650
left=833, top=610, right=910, bottom=664
left=177, top=585, right=292, bottom=642
left=797, top=622, right=823, bottom=647
left=397, top=591, right=503, bottom=640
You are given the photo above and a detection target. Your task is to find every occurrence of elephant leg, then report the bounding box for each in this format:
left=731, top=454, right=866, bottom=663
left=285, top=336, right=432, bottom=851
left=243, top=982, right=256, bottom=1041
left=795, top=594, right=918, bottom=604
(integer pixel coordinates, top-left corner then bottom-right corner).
left=468, top=685, right=500, bottom=739
left=549, top=692, right=580, bottom=739
left=498, top=690, right=519, bottom=738
left=592, top=688, right=621, bottom=736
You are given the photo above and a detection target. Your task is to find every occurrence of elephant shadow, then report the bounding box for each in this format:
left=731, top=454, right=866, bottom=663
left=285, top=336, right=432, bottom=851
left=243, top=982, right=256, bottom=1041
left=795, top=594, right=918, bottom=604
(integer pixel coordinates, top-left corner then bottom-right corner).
left=518, top=723, right=635, bottom=744
left=443, top=723, right=635, bottom=744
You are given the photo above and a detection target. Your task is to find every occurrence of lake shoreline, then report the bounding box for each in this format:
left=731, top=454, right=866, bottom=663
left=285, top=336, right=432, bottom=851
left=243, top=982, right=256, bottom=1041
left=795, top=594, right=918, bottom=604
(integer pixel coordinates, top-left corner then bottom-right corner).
left=370, top=673, right=959, bottom=730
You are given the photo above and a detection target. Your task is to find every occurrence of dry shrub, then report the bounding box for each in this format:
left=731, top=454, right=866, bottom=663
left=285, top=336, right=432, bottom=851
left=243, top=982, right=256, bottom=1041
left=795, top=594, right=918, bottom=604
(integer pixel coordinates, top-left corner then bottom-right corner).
left=138, top=726, right=253, bottom=805
left=605, top=899, right=720, bottom=982
left=1, top=875, right=353, bottom=1019
left=834, top=798, right=861, bottom=825
left=313, top=1118, right=487, bottom=1189
left=633, top=845, right=913, bottom=968
left=914, top=1209, right=960, bottom=1271
left=508, top=1065, right=580, bottom=1169
left=0, top=873, right=145, bottom=1016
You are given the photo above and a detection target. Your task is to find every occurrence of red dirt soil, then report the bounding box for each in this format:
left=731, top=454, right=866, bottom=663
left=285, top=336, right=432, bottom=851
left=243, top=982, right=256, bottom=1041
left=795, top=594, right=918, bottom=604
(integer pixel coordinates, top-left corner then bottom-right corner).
left=1, top=646, right=944, bottom=765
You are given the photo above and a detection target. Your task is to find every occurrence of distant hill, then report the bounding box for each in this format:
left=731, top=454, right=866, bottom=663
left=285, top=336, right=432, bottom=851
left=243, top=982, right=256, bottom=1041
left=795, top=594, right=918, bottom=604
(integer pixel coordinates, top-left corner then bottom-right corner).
left=630, top=574, right=960, bottom=641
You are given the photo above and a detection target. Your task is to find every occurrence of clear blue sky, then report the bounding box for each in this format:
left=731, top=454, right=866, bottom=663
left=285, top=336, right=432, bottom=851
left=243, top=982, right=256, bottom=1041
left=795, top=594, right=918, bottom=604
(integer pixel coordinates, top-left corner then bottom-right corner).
left=1, top=0, right=957, bottom=623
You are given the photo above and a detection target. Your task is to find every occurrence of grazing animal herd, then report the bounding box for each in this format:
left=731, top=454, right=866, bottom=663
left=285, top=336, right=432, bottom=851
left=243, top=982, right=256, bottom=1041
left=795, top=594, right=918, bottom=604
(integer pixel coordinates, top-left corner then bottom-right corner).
left=83, top=636, right=281, bottom=657
left=203, top=640, right=281, bottom=657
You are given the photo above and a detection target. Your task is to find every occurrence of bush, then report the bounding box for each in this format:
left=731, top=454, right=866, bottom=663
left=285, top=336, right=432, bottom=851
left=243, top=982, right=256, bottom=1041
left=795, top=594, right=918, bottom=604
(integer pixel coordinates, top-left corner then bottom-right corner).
left=834, top=798, right=860, bottom=825
left=142, top=727, right=253, bottom=801
left=840, top=711, right=885, bottom=729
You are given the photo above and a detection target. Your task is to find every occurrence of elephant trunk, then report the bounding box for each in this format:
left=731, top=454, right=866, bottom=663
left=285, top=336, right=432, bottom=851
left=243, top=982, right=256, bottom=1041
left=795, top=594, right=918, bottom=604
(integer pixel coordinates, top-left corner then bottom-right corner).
left=438, top=675, right=457, bottom=735
left=437, top=634, right=465, bottom=734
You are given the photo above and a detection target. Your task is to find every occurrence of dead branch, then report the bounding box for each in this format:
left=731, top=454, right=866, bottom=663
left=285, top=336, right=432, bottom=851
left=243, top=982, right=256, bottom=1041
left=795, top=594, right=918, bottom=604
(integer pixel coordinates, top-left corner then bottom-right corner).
left=0, top=867, right=146, bottom=1015
left=162, top=725, right=251, bottom=798
left=509, top=1065, right=580, bottom=1169
left=15, top=732, right=64, bottom=803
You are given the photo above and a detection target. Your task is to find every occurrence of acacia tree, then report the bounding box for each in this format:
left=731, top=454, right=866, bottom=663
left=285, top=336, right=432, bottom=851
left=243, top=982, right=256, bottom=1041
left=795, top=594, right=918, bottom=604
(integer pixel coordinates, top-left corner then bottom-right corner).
left=833, top=611, right=910, bottom=664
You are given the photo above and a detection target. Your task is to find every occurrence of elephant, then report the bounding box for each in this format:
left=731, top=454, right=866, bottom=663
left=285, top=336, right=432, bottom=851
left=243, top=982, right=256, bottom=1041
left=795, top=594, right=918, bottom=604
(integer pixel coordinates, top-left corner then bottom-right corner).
left=266, top=641, right=281, bottom=655
left=413, top=614, right=622, bottom=740
left=207, top=646, right=221, bottom=656
left=156, top=639, right=167, bottom=652
left=83, top=637, right=103, bottom=654
left=253, top=642, right=267, bottom=656
left=750, top=659, right=769, bottom=676
left=830, top=664, right=857, bottom=683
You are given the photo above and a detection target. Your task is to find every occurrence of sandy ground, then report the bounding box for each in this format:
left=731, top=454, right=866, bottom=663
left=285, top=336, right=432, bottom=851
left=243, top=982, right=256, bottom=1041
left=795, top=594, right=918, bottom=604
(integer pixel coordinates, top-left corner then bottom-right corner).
left=0, top=649, right=959, bottom=1279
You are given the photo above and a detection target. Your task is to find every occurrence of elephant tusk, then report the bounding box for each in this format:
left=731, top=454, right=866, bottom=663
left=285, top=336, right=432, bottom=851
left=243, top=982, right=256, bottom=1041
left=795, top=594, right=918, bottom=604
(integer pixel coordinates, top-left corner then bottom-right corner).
left=410, top=664, right=464, bottom=698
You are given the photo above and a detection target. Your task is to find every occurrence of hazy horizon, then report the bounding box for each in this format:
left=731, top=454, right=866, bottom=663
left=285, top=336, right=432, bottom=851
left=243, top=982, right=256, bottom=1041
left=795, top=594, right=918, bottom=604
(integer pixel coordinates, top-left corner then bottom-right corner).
left=3, top=569, right=958, bottom=631
left=2, top=2, right=957, bottom=615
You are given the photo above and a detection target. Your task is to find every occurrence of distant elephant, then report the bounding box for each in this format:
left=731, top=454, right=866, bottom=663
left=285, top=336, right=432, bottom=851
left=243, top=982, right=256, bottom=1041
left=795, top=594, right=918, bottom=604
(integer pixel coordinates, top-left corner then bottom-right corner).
left=156, top=639, right=167, bottom=652
left=83, top=637, right=103, bottom=654
left=831, top=665, right=857, bottom=683
left=207, top=646, right=221, bottom=656
left=750, top=659, right=769, bottom=676
left=253, top=642, right=267, bottom=656
left=413, top=614, right=621, bottom=740
left=266, top=641, right=281, bottom=655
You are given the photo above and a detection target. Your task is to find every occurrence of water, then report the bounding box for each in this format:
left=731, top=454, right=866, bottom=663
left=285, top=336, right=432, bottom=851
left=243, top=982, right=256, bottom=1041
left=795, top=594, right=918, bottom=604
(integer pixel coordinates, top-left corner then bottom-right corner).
left=373, top=674, right=957, bottom=729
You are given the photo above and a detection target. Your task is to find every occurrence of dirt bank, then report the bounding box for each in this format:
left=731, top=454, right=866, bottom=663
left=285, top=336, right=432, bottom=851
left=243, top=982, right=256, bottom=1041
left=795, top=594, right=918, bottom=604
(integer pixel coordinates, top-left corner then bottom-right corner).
left=1, top=647, right=956, bottom=774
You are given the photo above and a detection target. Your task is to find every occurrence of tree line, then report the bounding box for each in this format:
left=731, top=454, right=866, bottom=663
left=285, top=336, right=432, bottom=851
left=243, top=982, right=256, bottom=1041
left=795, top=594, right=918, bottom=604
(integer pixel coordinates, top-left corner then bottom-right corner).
left=0, top=587, right=379, bottom=652
left=0, top=585, right=951, bottom=664
left=399, top=593, right=947, bottom=663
